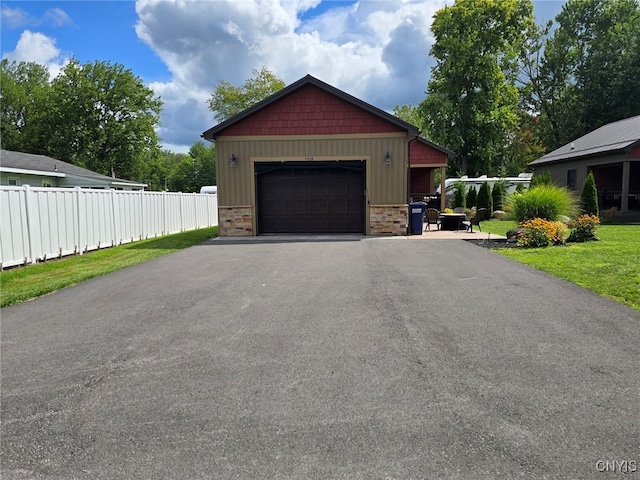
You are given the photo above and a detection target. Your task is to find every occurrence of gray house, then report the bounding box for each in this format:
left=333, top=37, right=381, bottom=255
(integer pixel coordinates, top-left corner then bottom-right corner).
left=529, top=115, right=640, bottom=214
left=0, top=150, right=146, bottom=190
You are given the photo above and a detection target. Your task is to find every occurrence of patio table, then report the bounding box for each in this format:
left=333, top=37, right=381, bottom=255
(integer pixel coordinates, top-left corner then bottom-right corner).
left=439, top=213, right=466, bottom=231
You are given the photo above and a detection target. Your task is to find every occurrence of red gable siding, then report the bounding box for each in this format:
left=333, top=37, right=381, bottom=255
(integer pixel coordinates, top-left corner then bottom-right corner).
left=221, top=84, right=405, bottom=136
left=411, top=140, right=448, bottom=165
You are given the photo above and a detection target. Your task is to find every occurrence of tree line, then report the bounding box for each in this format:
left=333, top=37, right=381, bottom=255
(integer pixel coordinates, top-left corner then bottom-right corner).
left=2, top=0, right=639, bottom=186
left=396, top=0, right=640, bottom=177
left=0, top=58, right=216, bottom=192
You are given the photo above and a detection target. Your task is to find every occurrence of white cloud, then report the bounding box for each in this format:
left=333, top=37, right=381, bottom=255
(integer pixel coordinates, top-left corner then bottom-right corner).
left=2, top=30, right=68, bottom=79
left=1, top=5, right=75, bottom=29
left=0, top=5, right=35, bottom=28
left=44, top=8, right=75, bottom=28
left=134, top=0, right=450, bottom=150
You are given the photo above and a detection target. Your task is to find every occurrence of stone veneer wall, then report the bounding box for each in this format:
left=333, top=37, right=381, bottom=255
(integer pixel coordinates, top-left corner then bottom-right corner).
left=369, top=205, right=408, bottom=236
left=218, top=206, right=253, bottom=236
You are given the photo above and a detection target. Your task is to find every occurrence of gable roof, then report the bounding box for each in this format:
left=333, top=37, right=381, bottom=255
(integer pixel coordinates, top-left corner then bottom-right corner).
left=530, top=115, right=640, bottom=166
left=416, top=136, right=455, bottom=158
left=202, top=74, right=421, bottom=140
left=0, top=150, right=146, bottom=187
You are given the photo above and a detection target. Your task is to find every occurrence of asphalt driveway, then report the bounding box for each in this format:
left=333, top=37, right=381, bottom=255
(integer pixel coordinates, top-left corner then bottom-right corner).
left=2, top=236, right=639, bottom=479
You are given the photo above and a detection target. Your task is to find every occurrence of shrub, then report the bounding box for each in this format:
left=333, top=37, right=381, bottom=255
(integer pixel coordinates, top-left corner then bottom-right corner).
left=507, top=185, right=579, bottom=223
left=567, top=214, right=600, bottom=242
left=451, top=182, right=466, bottom=209
left=600, top=207, right=619, bottom=224
left=518, top=218, right=567, bottom=247
left=515, top=182, right=525, bottom=193
left=467, top=186, right=477, bottom=209
left=580, top=171, right=599, bottom=216
left=530, top=171, right=552, bottom=188
left=476, top=181, right=493, bottom=217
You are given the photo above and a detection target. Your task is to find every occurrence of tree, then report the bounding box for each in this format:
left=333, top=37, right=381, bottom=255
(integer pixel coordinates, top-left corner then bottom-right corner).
left=467, top=186, right=477, bottom=208
left=476, top=181, right=493, bottom=216
left=393, top=104, right=425, bottom=131
left=208, top=66, right=285, bottom=122
left=0, top=60, right=50, bottom=153
left=580, top=171, right=599, bottom=216
left=532, top=0, right=640, bottom=150
left=451, top=182, right=466, bottom=209
left=422, top=0, right=536, bottom=176
left=188, top=141, right=217, bottom=189
left=42, top=59, right=163, bottom=180
left=530, top=171, right=552, bottom=188
left=492, top=182, right=504, bottom=211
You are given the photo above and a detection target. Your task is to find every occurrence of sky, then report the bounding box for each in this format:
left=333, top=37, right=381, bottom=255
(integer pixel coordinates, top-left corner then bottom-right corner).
left=1, top=0, right=567, bottom=153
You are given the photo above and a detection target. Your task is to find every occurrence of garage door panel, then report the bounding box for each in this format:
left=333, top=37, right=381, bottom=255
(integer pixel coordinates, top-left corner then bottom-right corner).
left=257, top=162, right=364, bottom=234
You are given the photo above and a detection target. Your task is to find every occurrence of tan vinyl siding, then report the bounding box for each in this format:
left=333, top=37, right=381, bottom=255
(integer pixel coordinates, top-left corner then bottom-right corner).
left=216, top=134, right=408, bottom=207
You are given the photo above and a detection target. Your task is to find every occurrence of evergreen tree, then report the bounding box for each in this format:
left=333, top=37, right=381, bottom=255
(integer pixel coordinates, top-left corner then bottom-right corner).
left=476, top=181, right=493, bottom=216
left=451, top=182, right=466, bottom=209
left=530, top=171, right=553, bottom=188
left=467, top=186, right=478, bottom=209
left=492, top=183, right=504, bottom=211
left=580, top=171, right=599, bottom=216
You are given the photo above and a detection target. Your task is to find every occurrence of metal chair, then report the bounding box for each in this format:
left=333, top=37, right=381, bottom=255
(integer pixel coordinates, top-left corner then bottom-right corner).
left=424, top=208, right=442, bottom=231
left=462, top=208, right=488, bottom=233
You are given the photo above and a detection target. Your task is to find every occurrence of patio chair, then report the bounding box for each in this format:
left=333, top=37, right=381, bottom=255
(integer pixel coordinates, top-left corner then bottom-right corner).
left=462, top=208, right=488, bottom=233
left=424, top=208, right=442, bottom=231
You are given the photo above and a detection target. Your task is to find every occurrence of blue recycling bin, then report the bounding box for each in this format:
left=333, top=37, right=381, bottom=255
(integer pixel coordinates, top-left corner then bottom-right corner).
left=409, top=201, right=427, bottom=235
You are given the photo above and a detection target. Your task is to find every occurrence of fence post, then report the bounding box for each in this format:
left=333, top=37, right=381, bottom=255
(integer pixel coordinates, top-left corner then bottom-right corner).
left=23, top=185, right=35, bottom=265
left=110, top=189, right=118, bottom=246
left=162, top=191, right=167, bottom=235
left=75, top=187, right=83, bottom=255
left=180, top=193, right=184, bottom=232
left=140, top=190, right=145, bottom=240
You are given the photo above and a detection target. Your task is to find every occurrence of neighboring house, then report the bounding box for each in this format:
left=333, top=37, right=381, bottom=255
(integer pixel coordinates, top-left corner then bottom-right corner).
left=529, top=115, right=640, bottom=213
left=202, top=74, right=453, bottom=236
left=0, top=150, right=146, bottom=190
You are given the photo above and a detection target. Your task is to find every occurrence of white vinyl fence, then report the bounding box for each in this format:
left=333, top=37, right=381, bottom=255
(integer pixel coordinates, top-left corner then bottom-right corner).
left=0, top=186, right=218, bottom=269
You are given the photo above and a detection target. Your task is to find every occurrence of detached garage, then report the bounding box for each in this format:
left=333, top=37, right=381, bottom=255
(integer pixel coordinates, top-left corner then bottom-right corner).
left=202, top=75, right=452, bottom=236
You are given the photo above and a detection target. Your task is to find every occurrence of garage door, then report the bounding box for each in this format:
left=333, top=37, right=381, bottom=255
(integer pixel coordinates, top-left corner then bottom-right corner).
left=256, top=161, right=365, bottom=234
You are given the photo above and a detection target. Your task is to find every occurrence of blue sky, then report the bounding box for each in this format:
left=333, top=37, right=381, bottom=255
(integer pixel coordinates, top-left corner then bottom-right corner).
left=1, top=0, right=566, bottom=153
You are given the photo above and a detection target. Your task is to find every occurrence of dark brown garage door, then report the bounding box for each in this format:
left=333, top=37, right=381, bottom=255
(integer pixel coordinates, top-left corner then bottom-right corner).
left=256, top=161, right=365, bottom=234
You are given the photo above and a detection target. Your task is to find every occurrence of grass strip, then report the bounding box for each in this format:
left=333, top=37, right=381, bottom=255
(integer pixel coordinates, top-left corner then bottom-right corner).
left=481, top=221, right=640, bottom=311
left=1, top=226, right=218, bottom=308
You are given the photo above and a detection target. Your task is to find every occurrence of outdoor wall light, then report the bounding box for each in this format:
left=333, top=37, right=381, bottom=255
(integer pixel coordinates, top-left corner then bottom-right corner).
left=230, top=153, right=237, bottom=167
left=384, top=151, right=392, bottom=165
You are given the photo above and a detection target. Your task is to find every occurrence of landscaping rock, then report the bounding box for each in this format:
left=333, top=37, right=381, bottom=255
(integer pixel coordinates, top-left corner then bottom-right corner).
left=507, top=227, right=526, bottom=240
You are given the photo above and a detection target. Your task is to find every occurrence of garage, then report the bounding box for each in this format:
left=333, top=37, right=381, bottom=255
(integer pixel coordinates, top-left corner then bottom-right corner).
left=202, top=74, right=452, bottom=236
left=256, top=161, right=365, bottom=234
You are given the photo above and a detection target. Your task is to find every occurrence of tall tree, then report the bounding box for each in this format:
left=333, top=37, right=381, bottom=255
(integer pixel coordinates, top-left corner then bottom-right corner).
left=422, top=0, right=536, bottom=176
left=0, top=60, right=50, bottom=153
left=188, top=141, right=217, bottom=189
left=43, top=59, right=162, bottom=180
left=393, top=104, right=425, bottom=131
left=207, top=66, right=285, bottom=122
left=534, top=0, right=640, bottom=150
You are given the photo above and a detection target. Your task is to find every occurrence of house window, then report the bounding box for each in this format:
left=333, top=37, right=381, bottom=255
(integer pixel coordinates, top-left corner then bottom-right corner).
left=567, top=169, right=576, bottom=190
left=42, top=180, right=53, bottom=187
left=8, top=177, right=19, bottom=186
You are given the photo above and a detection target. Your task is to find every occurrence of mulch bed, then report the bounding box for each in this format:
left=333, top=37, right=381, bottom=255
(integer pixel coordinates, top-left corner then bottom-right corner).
left=465, top=238, right=520, bottom=249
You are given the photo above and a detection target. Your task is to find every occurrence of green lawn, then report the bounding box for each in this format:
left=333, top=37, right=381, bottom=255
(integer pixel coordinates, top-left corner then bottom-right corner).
left=0, top=226, right=218, bottom=308
left=481, top=220, right=640, bottom=311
